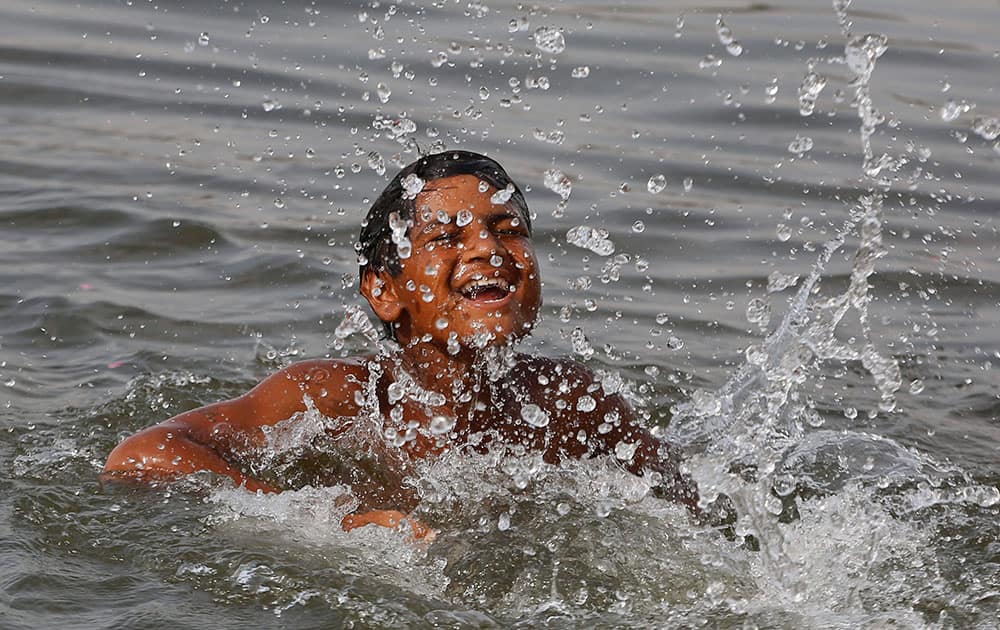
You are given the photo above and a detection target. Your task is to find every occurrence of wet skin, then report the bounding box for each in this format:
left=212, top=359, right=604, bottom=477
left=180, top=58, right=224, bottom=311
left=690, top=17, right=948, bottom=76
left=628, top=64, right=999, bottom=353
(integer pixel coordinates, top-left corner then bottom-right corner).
left=362, top=174, right=541, bottom=351
left=103, top=175, right=698, bottom=537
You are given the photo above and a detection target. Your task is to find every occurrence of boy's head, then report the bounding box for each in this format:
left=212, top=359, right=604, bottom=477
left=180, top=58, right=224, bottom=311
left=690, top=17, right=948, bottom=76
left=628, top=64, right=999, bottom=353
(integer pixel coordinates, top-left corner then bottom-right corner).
left=358, top=151, right=541, bottom=350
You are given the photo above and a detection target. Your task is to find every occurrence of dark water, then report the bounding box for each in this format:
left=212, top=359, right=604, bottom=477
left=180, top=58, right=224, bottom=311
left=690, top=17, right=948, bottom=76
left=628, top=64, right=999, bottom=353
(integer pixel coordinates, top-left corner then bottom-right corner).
left=2, top=0, right=999, bottom=627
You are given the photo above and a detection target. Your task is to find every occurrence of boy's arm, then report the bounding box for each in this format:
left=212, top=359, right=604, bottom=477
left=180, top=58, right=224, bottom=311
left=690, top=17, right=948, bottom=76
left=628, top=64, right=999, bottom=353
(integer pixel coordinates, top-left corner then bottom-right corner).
left=546, top=358, right=700, bottom=510
left=619, top=423, right=700, bottom=510
left=102, top=359, right=363, bottom=491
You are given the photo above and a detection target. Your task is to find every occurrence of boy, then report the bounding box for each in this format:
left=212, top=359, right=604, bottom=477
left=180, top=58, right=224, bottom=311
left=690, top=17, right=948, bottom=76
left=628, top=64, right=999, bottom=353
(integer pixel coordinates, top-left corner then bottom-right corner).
left=103, top=151, right=698, bottom=537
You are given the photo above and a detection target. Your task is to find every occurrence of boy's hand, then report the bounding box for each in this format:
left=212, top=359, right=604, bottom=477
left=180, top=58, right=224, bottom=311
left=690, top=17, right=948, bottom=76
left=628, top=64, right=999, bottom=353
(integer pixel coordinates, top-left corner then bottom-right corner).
left=341, top=509, right=436, bottom=542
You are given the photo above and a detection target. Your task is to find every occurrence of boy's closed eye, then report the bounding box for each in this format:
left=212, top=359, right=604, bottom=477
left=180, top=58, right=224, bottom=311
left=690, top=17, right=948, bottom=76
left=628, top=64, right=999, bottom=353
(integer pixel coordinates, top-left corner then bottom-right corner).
left=429, top=230, right=457, bottom=244
left=492, top=216, right=529, bottom=237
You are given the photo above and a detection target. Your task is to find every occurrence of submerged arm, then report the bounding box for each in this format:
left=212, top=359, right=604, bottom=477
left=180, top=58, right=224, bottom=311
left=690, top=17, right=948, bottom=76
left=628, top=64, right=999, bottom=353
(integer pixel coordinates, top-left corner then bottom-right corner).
left=103, top=398, right=277, bottom=492
left=102, top=360, right=361, bottom=492
left=547, top=359, right=700, bottom=510
left=622, top=426, right=700, bottom=510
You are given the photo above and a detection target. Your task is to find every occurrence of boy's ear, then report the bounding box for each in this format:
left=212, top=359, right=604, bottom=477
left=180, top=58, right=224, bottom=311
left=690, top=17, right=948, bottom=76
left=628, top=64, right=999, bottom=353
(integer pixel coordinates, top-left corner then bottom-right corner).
left=360, top=269, right=404, bottom=324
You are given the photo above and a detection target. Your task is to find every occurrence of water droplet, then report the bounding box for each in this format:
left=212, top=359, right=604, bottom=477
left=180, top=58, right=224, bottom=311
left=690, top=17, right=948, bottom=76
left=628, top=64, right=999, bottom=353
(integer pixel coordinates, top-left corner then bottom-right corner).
left=972, top=116, right=1000, bottom=140
left=388, top=211, right=413, bottom=260
left=447, top=333, right=460, bottom=355
left=614, top=441, right=638, bottom=462
left=571, top=66, right=590, bottom=79
left=632, top=220, right=645, bottom=233
left=532, top=128, right=565, bottom=145
left=683, top=177, right=694, bottom=192
left=788, top=135, right=814, bottom=156
left=647, top=174, right=667, bottom=194
left=367, top=151, right=385, bottom=176
left=908, top=379, right=924, bottom=395
left=764, top=495, right=784, bottom=515
left=566, top=225, right=615, bottom=256
left=533, top=26, right=565, bottom=55
left=489, top=254, right=503, bottom=267
left=570, top=327, right=595, bottom=360
left=746, top=297, right=771, bottom=328
left=431, top=51, right=448, bottom=68
left=490, top=183, right=515, bottom=204
left=773, top=473, right=797, bottom=497
left=576, top=395, right=597, bottom=412
left=401, top=173, right=425, bottom=199
left=429, top=415, right=455, bottom=435
left=699, top=54, right=723, bottom=69
left=273, top=198, right=285, bottom=209
left=765, top=77, right=779, bottom=104
left=478, top=86, right=490, bottom=100
left=803, top=408, right=825, bottom=428
left=798, top=71, right=827, bottom=116
left=543, top=169, right=572, bottom=200
left=767, top=270, right=799, bottom=293
left=198, top=32, right=210, bottom=46
left=456, top=209, right=473, bottom=227
left=845, top=33, right=887, bottom=83
left=745, top=344, right=767, bottom=365
left=715, top=16, right=742, bottom=56
left=521, top=403, right=550, bottom=428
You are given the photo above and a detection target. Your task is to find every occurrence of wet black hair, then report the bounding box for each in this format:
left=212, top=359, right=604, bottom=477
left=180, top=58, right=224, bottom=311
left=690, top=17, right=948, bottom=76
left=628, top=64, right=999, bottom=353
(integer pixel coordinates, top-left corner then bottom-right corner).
left=358, top=150, right=532, bottom=337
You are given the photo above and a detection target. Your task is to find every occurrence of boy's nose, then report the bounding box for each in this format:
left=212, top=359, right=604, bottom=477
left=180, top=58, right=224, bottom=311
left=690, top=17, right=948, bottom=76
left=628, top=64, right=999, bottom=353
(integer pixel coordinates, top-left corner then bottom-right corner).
left=462, top=223, right=504, bottom=261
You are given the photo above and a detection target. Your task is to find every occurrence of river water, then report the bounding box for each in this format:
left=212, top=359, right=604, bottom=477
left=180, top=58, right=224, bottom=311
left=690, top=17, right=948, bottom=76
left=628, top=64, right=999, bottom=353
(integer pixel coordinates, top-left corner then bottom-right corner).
left=2, top=0, right=998, bottom=627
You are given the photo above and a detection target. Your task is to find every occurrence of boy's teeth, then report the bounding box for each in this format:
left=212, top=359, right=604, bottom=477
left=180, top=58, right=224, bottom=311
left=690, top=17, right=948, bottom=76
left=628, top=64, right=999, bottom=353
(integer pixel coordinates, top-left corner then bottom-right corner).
left=460, top=277, right=509, bottom=296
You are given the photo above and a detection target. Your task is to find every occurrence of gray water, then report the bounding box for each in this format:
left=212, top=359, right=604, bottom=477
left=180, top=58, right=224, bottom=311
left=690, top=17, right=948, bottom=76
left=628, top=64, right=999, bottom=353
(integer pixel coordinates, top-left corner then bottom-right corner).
left=2, top=0, right=999, bottom=628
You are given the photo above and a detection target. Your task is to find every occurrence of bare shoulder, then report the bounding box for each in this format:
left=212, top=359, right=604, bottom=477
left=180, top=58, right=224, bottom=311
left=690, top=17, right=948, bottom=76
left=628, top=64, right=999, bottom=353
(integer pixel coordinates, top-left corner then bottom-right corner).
left=271, top=357, right=370, bottom=388
left=511, top=353, right=605, bottom=394
left=258, top=357, right=371, bottom=418
left=510, top=353, right=630, bottom=425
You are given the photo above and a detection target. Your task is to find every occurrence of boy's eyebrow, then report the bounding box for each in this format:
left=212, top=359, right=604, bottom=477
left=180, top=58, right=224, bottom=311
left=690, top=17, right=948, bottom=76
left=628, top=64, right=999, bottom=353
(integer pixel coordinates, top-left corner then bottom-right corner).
left=414, top=208, right=525, bottom=236
left=488, top=210, right=524, bottom=223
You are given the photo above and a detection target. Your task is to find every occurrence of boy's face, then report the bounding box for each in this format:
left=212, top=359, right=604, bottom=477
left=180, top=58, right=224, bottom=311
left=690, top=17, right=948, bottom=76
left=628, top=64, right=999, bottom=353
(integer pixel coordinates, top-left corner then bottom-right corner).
left=374, top=173, right=541, bottom=351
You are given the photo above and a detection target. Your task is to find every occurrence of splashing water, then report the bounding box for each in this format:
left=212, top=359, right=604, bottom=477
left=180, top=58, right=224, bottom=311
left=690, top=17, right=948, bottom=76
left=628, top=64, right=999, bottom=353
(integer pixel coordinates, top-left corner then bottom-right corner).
left=656, top=1, right=998, bottom=625
left=50, top=1, right=995, bottom=627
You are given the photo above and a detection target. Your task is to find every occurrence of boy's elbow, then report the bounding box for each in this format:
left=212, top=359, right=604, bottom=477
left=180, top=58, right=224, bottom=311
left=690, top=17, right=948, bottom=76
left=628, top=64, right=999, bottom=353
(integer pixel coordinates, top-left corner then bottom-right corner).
left=102, top=426, right=192, bottom=479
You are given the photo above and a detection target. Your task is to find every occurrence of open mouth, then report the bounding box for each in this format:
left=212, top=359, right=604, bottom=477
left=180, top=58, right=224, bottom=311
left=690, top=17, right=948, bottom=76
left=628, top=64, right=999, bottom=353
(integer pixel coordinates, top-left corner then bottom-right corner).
left=459, top=276, right=511, bottom=302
